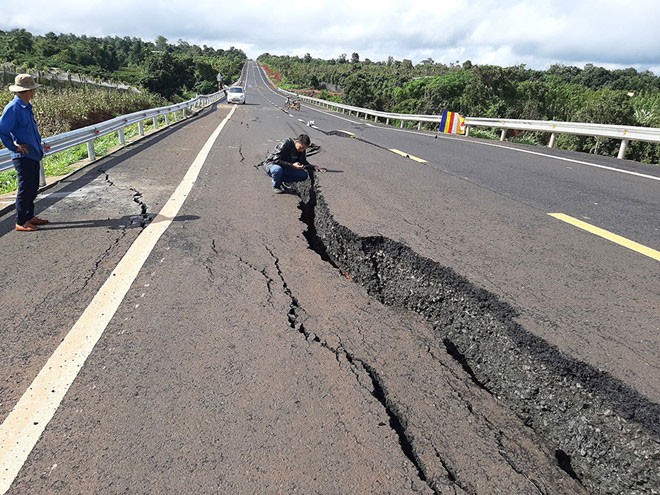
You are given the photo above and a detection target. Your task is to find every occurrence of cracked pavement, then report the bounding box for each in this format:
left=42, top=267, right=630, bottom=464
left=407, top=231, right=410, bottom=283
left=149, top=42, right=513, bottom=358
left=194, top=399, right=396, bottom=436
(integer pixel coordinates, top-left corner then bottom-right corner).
left=5, top=107, right=585, bottom=494
left=1, top=87, right=656, bottom=493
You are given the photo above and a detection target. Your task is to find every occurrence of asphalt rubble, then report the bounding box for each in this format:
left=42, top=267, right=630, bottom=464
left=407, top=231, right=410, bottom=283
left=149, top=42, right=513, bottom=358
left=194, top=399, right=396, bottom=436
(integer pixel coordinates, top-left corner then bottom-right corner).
left=292, top=173, right=659, bottom=495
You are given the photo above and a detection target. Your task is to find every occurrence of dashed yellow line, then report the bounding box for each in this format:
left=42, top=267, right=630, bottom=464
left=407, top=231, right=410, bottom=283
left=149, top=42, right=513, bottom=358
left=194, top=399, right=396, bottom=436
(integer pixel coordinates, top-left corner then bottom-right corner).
left=549, top=213, right=660, bottom=261
left=389, top=148, right=427, bottom=163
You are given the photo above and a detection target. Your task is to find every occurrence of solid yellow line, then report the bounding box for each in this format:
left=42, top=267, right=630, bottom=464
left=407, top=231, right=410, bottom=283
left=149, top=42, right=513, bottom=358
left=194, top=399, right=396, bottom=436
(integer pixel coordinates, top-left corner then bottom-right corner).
left=549, top=213, right=660, bottom=261
left=0, top=106, right=237, bottom=495
left=389, top=148, right=427, bottom=163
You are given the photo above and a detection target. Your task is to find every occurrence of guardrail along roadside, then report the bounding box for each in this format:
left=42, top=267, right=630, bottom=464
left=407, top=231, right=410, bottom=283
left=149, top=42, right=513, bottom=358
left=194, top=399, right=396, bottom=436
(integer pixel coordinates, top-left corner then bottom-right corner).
left=0, top=90, right=226, bottom=173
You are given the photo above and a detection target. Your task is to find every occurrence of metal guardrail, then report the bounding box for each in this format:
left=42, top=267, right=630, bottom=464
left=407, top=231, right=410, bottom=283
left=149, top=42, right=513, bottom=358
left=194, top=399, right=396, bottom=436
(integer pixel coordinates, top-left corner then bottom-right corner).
left=0, top=90, right=225, bottom=172
left=463, top=117, right=660, bottom=159
left=283, top=90, right=660, bottom=160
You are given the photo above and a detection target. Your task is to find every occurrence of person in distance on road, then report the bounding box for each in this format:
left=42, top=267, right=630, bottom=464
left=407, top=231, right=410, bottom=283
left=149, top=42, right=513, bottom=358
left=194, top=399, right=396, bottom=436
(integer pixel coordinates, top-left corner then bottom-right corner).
left=263, top=133, right=326, bottom=194
left=0, top=74, right=48, bottom=231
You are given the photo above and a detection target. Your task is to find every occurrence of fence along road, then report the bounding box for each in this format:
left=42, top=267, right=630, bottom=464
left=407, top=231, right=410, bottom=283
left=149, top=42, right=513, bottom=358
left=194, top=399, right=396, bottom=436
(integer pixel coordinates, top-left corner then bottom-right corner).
left=0, top=60, right=657, bottom=494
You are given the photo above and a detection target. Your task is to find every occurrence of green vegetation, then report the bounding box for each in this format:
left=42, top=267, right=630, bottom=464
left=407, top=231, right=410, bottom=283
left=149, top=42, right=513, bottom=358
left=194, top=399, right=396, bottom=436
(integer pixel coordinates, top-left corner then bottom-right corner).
left=0, top=29, right=247, bottom=99
left=0, top=29, right=248, bottom=192
left=0, top=86, right=165, bottom=136
left=258, top=53, right=660, bottom=163
left=0, top=86, right=169, bottom=191
left=0, top=115, right=175, bottom=194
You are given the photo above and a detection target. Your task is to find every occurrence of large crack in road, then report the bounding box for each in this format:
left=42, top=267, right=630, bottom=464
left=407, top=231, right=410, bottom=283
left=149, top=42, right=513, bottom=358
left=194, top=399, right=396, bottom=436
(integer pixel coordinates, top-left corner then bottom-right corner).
left=262, top=245, right=442, bottom=492
left=291, top=174, right=659, bottom=495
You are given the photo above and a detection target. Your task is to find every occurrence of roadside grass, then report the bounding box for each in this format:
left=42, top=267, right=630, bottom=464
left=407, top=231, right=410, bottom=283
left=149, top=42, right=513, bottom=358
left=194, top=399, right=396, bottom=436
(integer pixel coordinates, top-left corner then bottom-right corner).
left=0, top=115, right=171, bottom=195
left=0, top=85, right=170, bottom=195
left=468, top=128, right=501, bottom=141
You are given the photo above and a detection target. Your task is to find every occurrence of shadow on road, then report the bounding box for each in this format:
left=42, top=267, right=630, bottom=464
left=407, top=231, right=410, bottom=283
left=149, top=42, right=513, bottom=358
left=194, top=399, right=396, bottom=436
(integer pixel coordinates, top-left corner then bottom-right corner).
left=0, top=214, right=200, bottom=235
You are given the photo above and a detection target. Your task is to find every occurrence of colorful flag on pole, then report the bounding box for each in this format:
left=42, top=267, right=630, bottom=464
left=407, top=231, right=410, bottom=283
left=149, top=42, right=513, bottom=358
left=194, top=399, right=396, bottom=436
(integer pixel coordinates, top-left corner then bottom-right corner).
left=439, top=111, right=465, bottom=134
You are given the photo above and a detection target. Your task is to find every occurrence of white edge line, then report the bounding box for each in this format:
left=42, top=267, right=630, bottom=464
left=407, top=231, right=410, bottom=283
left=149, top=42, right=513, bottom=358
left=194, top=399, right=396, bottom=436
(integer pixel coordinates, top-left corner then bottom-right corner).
left=252, top=59, right=659, bottom=182
left=465, top=139, right=660, bottom=181
left=265, top=79, right=660, bottom=182
left=0, top=106, right=236, bottom=494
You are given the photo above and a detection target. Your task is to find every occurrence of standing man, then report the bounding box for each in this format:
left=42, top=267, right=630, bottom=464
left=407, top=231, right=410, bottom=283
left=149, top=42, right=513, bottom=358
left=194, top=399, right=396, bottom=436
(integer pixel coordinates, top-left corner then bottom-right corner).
left=263, top=134, right=325, bottom=194
left=0, top=74, right=48, bottom=231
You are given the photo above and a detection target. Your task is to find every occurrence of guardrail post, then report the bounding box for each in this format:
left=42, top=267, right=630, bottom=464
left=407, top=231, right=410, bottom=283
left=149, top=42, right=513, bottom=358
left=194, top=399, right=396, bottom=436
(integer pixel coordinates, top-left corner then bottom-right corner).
left=617, top=139, right=629, bottom=159
left=6, top=90, right=654, bottom=176
left=0, top=90, right=234, bottom=174
left=86, top=141, right=96, bottom=161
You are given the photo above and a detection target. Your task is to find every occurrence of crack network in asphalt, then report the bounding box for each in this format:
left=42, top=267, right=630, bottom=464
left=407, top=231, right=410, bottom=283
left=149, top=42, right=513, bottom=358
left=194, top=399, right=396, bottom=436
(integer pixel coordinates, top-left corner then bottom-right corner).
left=287, top=170, right=659, bottom=495
left=263, top=244, right=437, bottom=493
left=98, top=168, right=153, bottom=229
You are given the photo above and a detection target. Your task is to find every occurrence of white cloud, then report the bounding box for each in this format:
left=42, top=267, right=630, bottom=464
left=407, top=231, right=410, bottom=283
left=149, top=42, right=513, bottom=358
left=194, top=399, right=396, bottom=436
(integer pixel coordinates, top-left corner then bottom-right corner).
left=2, top=0, right=659, bottom=73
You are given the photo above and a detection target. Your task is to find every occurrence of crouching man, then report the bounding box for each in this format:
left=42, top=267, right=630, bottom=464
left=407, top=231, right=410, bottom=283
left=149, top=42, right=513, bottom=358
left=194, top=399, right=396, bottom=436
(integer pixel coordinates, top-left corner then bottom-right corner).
left=263, top=134, right=325, bottom=194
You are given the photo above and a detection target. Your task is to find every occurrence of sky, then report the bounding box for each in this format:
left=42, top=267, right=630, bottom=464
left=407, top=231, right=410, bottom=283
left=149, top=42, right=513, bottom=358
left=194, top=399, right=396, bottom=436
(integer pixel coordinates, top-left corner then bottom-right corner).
left=3, top=0, right=660, bottom=74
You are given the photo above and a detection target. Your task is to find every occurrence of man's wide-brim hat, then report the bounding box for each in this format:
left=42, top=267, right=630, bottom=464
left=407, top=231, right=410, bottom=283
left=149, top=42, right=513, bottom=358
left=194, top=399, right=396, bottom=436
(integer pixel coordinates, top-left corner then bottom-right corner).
left=9, top=74, right=41, bottom=92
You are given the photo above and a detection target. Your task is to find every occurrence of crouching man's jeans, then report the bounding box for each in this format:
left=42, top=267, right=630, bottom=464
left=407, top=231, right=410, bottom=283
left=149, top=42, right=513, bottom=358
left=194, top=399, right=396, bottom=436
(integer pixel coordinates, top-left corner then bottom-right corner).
left=267, top=164, right=309, bottom=188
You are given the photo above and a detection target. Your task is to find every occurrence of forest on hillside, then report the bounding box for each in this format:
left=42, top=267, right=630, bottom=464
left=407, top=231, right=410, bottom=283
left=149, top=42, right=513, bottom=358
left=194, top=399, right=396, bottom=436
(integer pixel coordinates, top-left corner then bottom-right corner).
left=0, top=29, right=247, bottom=99
left=258, top=53, right=660, bottom=164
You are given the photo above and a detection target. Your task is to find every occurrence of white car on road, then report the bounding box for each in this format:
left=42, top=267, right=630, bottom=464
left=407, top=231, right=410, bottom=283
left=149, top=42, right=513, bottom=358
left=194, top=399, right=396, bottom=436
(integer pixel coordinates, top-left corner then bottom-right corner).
left=226, top=86, right=246, bottom=104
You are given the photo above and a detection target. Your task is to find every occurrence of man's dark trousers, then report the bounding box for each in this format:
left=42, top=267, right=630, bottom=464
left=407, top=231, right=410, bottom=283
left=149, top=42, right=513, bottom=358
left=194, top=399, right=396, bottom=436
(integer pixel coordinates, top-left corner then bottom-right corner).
left=13, top=157, right=40, bottom=226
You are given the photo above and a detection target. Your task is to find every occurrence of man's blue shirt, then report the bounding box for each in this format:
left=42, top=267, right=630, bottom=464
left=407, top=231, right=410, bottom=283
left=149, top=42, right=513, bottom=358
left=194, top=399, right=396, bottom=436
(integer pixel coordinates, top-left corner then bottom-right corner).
left=0, top=95, right=44, bottom=162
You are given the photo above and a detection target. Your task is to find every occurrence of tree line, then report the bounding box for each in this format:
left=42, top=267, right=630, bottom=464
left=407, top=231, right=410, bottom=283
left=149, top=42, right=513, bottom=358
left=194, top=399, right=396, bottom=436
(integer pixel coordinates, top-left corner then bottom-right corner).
left=0, top=29, right=247, bottom=99
left=257, top=53, right=660, bottom=164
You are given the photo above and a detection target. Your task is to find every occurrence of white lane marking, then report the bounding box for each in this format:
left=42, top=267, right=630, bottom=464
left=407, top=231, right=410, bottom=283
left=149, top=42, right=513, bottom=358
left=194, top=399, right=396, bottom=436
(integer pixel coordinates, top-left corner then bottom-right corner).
left=465, top=139, right=660, bottom=181
left=0, top=106, right=236, bottom=494
left=255, top=60, right=660, bottom=193
left=318, top=111, right=660, bottom=182
left=253, top=58, right=660, bottom=184
left=300, top=101, right=660, bottom=182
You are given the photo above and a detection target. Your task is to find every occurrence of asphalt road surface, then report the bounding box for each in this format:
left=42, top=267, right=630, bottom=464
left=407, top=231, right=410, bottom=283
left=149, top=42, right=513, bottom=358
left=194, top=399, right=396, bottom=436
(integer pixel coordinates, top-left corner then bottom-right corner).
left=0, top=61, right=657, bottom=494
